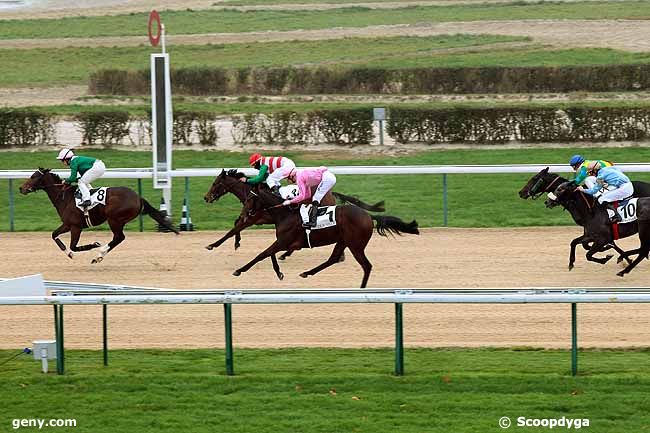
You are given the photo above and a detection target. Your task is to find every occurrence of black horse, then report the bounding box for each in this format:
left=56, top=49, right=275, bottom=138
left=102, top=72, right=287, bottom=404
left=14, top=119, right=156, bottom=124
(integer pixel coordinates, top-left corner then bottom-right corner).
left=232, top=185, right=419, bottom=288
left=204, top=169, right=385, bottom=260
left=544, top=181, right=639, bottom=271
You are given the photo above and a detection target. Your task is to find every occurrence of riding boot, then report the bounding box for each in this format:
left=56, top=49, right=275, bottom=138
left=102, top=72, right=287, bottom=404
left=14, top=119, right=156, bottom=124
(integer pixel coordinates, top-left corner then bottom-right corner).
left=308, top=201, right=319, bottom=227
left=605, top=202, right=621, bottom=223
left=271, top=185, right=281, bottom=197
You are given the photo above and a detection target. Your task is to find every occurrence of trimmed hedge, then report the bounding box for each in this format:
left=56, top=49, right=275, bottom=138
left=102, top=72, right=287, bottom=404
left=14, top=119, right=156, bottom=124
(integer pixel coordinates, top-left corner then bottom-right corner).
left=232, top=109, right=373, bottom=145
left=89, top=65, right=650, bottom=96
left=387, top=107, right=650, bottom=144
left=0, top=109, right=54, bottom=148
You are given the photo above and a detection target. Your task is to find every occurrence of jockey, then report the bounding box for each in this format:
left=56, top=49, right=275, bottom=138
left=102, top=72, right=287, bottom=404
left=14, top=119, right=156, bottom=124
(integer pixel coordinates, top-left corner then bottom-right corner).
left=241, top=153, right=296, bottom=196
left=577, top=161, right=633, bottom=223
left=569, top=154, right=613, bottom=191
left=283, top=166, right=337, bottom=228
left=57, top=148, right=106, bottom=210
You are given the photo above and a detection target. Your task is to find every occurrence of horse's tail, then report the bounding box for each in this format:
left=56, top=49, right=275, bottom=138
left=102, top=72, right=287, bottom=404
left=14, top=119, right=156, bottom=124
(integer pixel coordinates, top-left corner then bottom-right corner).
left=371, top=214, right=419, bottom=237
left=333, top=192, right=385, bottom=212
left=141, top=199, right=180, bottom=235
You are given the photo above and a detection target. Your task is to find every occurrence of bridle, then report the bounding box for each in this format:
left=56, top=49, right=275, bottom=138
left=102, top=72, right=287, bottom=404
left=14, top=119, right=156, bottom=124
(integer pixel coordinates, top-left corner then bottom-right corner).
left=529, top=174, right=563, bottom=200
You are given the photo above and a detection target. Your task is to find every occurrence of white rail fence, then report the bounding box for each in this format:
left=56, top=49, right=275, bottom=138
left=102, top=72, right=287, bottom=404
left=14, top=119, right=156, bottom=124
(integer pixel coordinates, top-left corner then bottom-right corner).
left=2, top=281, right=650, bottom=376
left=4, top=163, right=650, bottom=230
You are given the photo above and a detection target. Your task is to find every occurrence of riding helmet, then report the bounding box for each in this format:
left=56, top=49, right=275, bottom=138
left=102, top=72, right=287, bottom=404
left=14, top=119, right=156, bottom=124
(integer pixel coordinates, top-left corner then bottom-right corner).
left=249, top=153, right=263, bottom=166
left=569, top=154, right=584, bottom=168
left=56, top=148, right=74, bottom=161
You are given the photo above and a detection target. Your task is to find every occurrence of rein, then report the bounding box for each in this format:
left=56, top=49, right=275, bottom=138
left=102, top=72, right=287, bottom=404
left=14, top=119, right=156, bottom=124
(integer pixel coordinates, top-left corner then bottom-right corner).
left=531, top=175, right=562, bottom=200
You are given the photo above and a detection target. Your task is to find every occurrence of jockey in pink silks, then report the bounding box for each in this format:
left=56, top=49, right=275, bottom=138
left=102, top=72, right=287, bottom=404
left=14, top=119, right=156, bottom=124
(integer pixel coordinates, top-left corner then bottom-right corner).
left=283, top=166, right=337, bottom=227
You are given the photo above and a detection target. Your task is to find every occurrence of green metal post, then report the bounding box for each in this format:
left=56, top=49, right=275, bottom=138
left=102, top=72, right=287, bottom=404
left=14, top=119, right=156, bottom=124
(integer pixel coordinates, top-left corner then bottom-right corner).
left=56, top=305, right=65, bottom=375
left=571, top=303, right=578, bottom=376
left=9, top=179, right=15, bottom=232
left=103, top=304, right=108, bottom=366
left=137, top=179, right=144, bottom=232
left=224, top=304, right=234, bottom=375
left=52, top=305, right=61, bottom=374
left=395, top=303, right=404, bottom=376
left=442, top=174, right=448, bottom=227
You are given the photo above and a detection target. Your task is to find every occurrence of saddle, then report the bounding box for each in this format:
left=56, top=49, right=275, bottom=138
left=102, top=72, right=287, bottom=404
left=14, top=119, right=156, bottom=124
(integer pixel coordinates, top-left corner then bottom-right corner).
left=74, top=187, right=108, bottom=211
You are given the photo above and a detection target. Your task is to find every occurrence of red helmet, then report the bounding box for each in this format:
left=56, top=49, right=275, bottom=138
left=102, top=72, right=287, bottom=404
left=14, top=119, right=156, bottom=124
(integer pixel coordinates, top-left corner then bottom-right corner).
left=249, top=153, right=263, bottom=166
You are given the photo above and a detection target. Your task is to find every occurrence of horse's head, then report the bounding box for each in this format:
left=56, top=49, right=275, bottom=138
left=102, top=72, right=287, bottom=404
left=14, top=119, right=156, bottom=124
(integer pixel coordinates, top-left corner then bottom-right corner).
left=204, top=169, right=245, bottom=203
left=243, top=184, right=283, bottom=219
left=545, top=181, right=576, bottom=208
left=519, top=167, right=562, bottom=199
left=19, top=168, right=59, bottom=195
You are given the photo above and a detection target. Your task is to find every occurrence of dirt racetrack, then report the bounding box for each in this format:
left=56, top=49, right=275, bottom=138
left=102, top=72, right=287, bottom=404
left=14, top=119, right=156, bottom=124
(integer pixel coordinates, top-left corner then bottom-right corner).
left=2, top=227, right=650, bottom=350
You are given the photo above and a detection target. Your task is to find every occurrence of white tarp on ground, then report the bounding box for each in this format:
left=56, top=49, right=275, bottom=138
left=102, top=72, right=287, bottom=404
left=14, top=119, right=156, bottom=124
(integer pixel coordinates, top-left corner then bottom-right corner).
left=0, top=274, right=46, bottom=297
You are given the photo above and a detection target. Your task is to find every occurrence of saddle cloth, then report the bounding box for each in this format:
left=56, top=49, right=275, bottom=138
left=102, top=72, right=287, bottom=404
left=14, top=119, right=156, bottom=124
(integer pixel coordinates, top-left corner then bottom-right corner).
left=74, top=187, right=108, bottom=211
left=609, top=198, right=637, bottom=224
left=299, top=204, right=337, bottom=230
left=279, top=185, right=299, bottom=200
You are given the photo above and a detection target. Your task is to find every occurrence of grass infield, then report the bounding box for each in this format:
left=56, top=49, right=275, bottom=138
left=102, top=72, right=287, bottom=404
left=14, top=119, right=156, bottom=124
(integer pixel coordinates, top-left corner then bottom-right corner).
left=0, top=347, right=649, bottom=433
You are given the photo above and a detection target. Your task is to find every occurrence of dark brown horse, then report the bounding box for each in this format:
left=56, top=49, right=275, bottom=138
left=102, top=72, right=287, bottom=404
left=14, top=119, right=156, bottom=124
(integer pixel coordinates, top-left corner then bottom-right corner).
left=232, top=185, right=419, bottom=288
left=19, top=168, right=178, bottom=263
left=203, top=169, right=385, bottom=258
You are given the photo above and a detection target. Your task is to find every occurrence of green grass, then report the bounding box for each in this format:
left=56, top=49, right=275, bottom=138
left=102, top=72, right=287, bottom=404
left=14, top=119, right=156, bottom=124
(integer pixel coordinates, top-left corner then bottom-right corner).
left=3, top=147, right=650, bottom=232
left=1, top=1, right=649, bottom=39
left=4, top=39, right=650, bottom=88
left=1, top=347, right=650, bottom=433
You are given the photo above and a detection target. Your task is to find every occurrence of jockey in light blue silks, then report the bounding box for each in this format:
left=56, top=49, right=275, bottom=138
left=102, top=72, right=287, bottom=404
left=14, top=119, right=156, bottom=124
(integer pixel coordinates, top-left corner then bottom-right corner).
left=577, top=161, right=634, bottom=223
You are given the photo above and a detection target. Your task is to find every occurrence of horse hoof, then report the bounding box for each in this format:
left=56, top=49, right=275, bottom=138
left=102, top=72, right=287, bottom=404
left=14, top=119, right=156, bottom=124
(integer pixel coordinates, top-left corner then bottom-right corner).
left=91, top=257, right=103, bottom=264
left=278, top=272, right=284, bottom=281
left=67, top=252, right=74, bottom=259
left=617, top=271, right=625, bottom=277
left=279, top=256, right=286, bottom=261
left=205, top=245, right=214, bottom=251
left=93, top=242, right=101, bottom=247
left=568, top=264, right=574, bottom=271
left=234, top=244, right=240, bottom=250
left=233, top=270, right=241, bottom=277
left=299, top=272, right=308, bottom=278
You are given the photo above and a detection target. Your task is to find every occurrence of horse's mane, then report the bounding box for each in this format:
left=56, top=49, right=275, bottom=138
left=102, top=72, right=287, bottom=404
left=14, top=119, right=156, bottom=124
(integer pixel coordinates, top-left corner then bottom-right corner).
left=225, top=169, right=246, bottom=178
left=39, top=167, right=62, bottom=183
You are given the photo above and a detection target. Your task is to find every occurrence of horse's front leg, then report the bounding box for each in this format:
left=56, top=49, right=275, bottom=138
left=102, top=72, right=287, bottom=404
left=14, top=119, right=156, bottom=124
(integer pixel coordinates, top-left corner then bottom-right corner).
left=233, top=240, right=283, bottom=276
left=569, top=235, right=586, bottom=270
left=585, top=241, right=613, bottom=265
left=206, top=216, right=253, bottom=251
left=270, top=254, right=284, bottom=280
left=52, top=224, right=72, bottom=259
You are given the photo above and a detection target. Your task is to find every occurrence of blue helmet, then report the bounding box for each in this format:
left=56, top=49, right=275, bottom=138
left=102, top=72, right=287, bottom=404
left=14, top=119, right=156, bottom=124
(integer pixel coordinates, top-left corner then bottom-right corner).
left=569, top=154, right=584, bottom=168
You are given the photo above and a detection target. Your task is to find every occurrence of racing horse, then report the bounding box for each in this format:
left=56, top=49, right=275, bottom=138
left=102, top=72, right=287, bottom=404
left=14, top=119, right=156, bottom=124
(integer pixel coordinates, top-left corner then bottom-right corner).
left=519, top=167, right=646, bottom=266
left=19, top=168, right=178, bottom=263
left=544, top=180, right=639, bottom=271
left=232, top=185, right=419, bottom=288
left=203, top=169, right=385, bottom=259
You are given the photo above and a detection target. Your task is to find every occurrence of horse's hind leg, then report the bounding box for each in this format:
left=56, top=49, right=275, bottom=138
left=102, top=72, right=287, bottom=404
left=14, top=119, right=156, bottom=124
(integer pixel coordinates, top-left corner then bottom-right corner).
left=92, top=220, right=126, bottom=264
left=617, top=246, right=650, bottom=277
left=300, top=241, right=346, bottom=279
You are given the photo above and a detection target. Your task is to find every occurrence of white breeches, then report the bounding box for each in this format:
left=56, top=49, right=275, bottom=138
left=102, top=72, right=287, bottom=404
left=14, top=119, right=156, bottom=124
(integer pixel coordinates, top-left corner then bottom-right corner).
left=266, top=160, right=296, bottom=188
left=313, top=171, right=337, bottom=203
left=78, top=160, right=105, bottom=200
left=584, top=176, right=597, bottom=190
left=597, top=182, right=634, bottom=204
